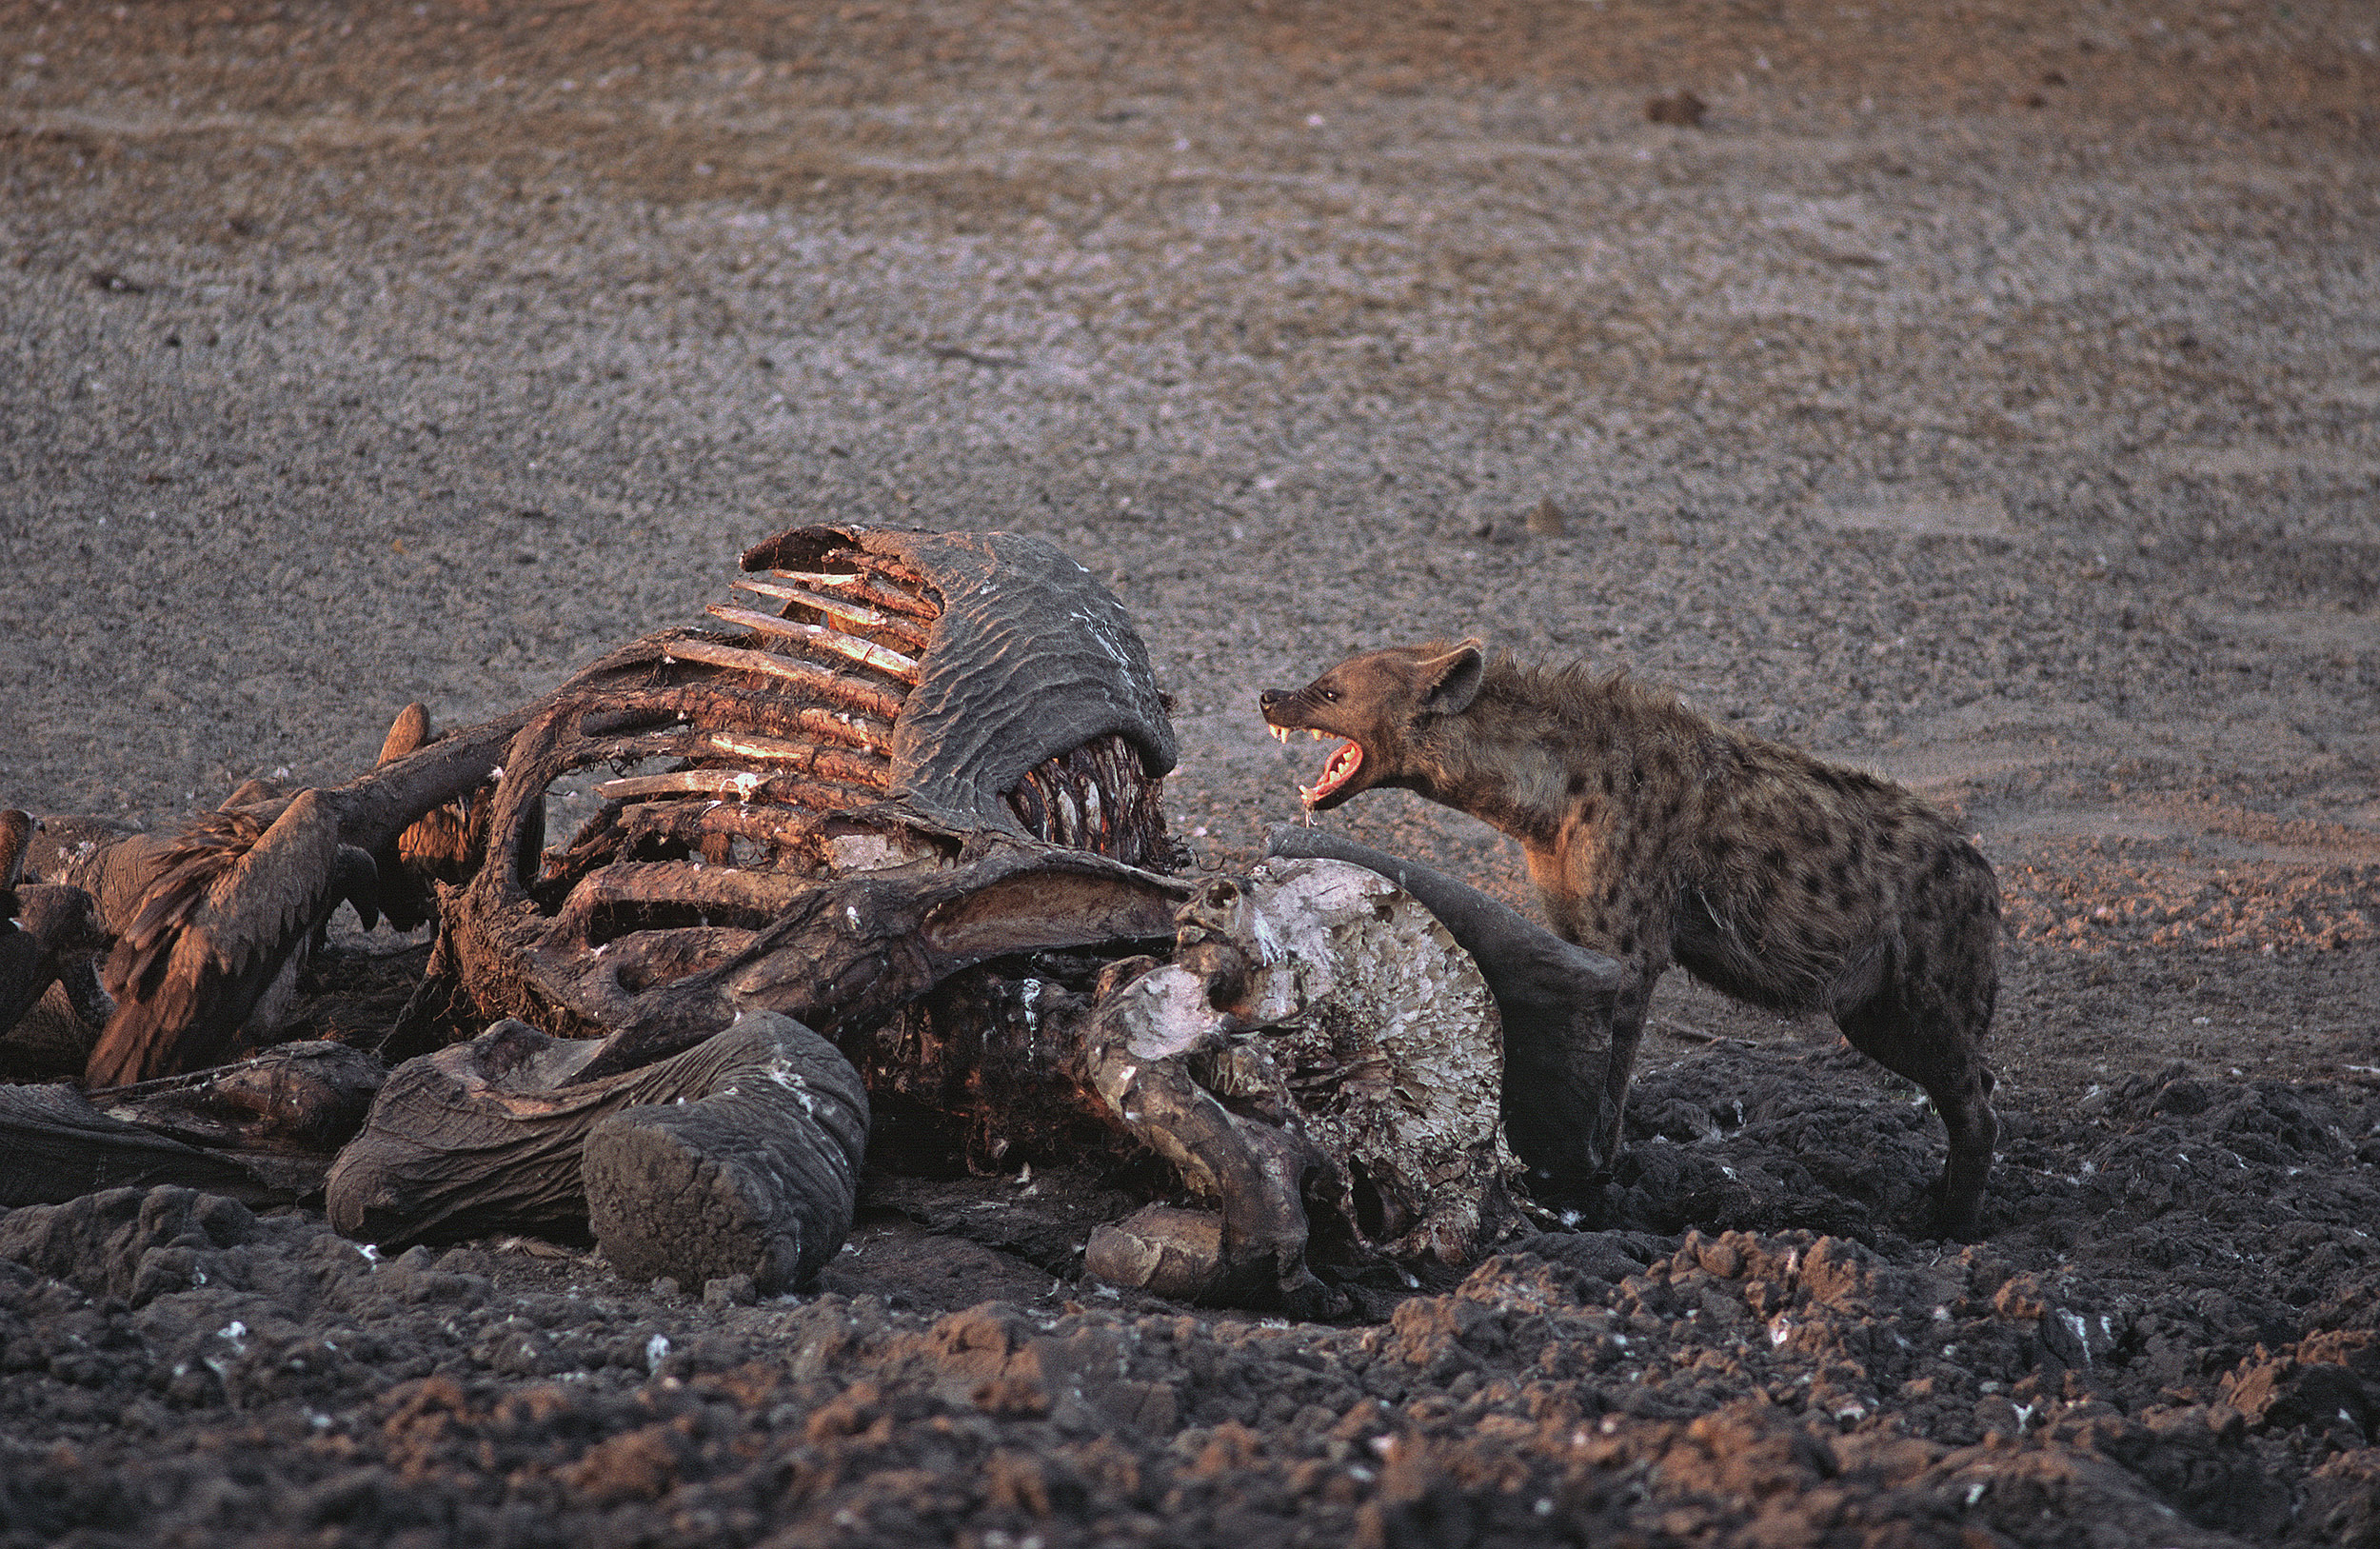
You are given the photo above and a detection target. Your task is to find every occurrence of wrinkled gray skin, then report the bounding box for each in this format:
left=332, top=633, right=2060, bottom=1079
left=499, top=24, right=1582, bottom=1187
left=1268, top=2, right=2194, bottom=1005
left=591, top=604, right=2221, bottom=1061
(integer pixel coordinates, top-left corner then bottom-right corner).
left=744, top=525, right=1180, bottom=833
left=1263, top=824, right=1627, bottom=1203
left=328, top=1011, right=867, bottom=1295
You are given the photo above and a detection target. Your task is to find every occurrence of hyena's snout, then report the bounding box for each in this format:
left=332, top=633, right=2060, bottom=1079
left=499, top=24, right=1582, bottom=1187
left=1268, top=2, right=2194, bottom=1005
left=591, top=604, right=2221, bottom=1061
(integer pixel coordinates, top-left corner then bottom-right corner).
left=1257, top=685, right=1327, bottom=736
left=1257, top=687, right=1368, bottom=809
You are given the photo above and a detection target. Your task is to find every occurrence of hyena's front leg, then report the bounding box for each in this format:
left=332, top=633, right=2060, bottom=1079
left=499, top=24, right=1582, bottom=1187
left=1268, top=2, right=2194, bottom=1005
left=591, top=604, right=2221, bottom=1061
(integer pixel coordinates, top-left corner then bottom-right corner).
left=1592, top=978, right=1656, bottom=1168
left=1541, top=886, right=1664, bottom=1189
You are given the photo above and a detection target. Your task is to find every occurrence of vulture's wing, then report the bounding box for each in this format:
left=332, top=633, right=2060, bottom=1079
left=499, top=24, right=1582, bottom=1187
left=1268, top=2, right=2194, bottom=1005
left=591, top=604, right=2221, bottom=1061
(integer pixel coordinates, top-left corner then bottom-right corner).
left=48, top=823, right=176, bottom=933
left=86, top=789, right=350, bottom=1087
left=377, top=701, right=432, bottom=765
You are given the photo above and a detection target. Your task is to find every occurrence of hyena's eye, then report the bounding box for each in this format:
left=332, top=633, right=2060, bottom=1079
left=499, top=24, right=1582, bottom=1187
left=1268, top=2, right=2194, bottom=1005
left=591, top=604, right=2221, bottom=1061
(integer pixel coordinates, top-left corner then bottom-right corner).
left=1319, top=687, right=1339, bottom=704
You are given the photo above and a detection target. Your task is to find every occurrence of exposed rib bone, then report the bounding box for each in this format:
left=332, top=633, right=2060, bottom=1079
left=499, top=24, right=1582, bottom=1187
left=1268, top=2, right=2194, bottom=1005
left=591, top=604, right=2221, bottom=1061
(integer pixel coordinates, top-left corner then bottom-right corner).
left=764, top=566, right=940, bottom=622
left=566, top=726, right=889, bottom=791
left=732, top=578, right=932, bottom=650
left=612, top=802, right=829, bottom=853
left=783, top=704, right=896, bottom=752
left=593, top=771, right=882, bottom=811
left=592, top=771, right=783, bottom=803
left=561, top=860, right=818, bottom=926
left=660, top=639, right=907, bottom=722
left=698, top=730, right=891, bottom=783
left=705, top=604, right=922, bottom=684
left=570, top=688, right=896, bottom=757
left=541, top=802, right=838, bottom=897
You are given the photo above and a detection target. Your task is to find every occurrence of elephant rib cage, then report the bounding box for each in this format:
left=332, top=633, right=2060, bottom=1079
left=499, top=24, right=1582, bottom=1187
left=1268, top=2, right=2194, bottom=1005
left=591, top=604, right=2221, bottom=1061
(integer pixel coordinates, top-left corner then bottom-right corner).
left=479, top=540, right=1173, bottom=1003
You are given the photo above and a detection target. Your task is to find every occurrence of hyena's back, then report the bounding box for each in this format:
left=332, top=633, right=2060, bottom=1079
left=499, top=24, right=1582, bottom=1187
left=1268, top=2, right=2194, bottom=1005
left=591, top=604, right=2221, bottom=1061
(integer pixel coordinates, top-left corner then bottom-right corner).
left=1663, top=742, right=2000, bottom=1041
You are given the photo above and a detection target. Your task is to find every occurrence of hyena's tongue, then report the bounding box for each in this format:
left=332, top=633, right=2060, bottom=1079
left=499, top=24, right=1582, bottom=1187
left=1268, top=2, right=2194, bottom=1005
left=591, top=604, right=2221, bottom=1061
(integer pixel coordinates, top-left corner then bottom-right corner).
left=1299, top=740, right=1362, bottom=808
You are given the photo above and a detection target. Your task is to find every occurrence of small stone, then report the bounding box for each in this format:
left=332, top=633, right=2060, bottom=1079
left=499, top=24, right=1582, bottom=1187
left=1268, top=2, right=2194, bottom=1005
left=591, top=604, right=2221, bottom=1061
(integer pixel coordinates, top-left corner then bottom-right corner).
left=1440, top=505, right=1495, bottom=543
left=704, top=1273, right=758, bottom=1306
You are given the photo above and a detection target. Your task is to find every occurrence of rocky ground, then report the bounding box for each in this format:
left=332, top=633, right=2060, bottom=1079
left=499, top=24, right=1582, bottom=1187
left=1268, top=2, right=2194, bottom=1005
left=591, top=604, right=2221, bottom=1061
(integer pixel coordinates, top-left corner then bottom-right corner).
left=2, top=0, right=2377, bottom=1544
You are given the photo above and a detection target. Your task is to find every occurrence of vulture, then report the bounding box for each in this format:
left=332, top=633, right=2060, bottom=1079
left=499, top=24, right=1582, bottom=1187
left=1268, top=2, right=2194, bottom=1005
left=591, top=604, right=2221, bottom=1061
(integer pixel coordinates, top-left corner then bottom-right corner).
left=83, top=790, right=378, bottom=1087
left=0, top=811, right=114, bottom=1053
left=76, top=701, right=529, bottom=1087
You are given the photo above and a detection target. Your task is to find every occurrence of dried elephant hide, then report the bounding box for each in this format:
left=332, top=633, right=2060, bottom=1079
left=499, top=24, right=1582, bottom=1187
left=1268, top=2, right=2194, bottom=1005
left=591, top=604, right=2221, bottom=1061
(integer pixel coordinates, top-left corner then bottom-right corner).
left=325, top=1011, right=867, bottom=1295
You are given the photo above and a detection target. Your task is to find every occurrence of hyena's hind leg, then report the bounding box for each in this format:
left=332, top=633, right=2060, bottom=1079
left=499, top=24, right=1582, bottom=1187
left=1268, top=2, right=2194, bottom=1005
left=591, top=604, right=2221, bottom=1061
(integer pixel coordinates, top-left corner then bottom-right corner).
left=1839, top=1003, right=1996, bottom=1241
left=1834, top=855, right=2003, bottom=1240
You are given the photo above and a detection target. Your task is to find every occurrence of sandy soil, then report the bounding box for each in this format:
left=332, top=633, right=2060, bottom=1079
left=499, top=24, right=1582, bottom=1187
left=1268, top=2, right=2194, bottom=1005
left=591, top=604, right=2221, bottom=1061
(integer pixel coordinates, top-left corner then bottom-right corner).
left=2, top=1, right=2377, bottom=1544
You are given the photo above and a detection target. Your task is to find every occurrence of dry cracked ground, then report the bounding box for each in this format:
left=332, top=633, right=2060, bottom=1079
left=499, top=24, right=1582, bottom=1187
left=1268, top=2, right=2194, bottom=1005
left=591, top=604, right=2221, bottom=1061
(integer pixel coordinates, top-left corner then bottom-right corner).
left=2, top=1, right=2377, bottom=1545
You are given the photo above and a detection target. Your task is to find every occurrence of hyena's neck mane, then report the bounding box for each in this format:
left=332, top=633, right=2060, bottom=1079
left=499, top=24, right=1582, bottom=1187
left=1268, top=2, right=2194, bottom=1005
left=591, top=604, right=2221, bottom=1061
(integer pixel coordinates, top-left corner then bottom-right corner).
left=1413, top=654, right=1711, bottom=845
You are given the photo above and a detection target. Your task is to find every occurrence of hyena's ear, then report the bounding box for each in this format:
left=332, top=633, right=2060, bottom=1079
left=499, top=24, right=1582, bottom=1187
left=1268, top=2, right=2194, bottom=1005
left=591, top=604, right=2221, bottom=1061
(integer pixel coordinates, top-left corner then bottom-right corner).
left=1419, top=639, right=1486, bottom=715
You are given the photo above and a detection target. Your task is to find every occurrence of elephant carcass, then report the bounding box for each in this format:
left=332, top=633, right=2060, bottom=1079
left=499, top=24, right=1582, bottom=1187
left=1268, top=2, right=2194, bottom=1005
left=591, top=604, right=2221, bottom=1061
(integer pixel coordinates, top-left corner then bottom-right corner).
left=32, top=522, right=1545, bottom=1311
left=433, top=524, right=1190, bottom=1078
left=320, top=526, right=1197, bottom=1282
left=57, top=524, right=1187, bottom=1086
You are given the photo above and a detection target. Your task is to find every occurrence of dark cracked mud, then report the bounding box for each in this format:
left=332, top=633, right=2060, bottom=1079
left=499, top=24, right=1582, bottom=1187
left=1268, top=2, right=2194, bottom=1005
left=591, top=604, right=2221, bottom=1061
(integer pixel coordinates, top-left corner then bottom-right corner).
left=4, top=0, right=2378, bottom=1544
left=3, top=1045, right=2378, bottom=1548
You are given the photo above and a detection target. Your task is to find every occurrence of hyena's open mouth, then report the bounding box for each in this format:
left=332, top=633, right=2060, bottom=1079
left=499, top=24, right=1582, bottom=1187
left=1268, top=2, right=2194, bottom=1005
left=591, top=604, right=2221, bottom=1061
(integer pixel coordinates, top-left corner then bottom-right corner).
left=1270, top=725, right=1362, bottom=808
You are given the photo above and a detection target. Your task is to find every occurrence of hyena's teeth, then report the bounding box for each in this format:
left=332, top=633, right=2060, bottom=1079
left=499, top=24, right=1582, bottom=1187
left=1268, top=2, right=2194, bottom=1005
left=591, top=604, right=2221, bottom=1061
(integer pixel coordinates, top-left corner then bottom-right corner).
left=1310, top=730, right=1326, bottom=742
left=1270, top=725, right=1290, bottom=744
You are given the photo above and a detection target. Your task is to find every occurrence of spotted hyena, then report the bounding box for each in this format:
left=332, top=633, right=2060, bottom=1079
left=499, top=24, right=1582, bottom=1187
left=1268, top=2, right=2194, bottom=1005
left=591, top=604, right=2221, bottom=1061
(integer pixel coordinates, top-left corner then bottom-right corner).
left=1259, top=639, right=2001, bottom=1239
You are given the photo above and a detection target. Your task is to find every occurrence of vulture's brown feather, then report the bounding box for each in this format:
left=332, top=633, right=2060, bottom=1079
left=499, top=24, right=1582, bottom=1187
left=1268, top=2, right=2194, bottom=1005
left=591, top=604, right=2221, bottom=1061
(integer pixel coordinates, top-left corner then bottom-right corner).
left=87, top=791, right=347, bottom=1087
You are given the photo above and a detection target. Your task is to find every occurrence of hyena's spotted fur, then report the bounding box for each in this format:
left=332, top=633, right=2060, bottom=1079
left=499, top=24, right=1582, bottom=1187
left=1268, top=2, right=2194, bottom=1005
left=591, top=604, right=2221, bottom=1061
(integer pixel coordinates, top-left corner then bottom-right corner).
left=1259, top=640, right=2001, bottom=1239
